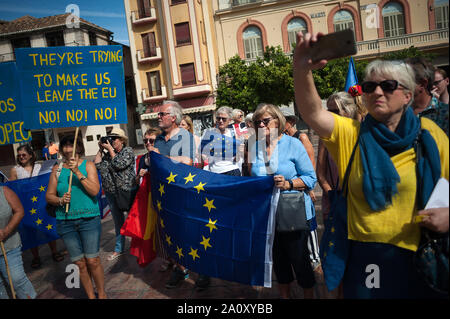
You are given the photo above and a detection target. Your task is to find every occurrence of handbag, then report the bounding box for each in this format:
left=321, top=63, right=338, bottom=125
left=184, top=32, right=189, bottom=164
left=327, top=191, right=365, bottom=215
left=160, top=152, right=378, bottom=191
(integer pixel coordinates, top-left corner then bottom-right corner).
left=45, top=161, right=64, bottom=218
left=262, top=147, right=309, bottom=232
left=319, top=135, right=359, bottom=292
left=108, top=166, right=137, bottom=212
left=413, top=130, right=449, bottom=294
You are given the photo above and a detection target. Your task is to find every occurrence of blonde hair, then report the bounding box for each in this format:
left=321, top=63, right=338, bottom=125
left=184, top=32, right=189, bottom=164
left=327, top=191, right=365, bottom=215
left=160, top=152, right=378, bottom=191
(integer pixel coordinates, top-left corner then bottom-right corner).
left=181, top=115, right=194, bottom=134
left=327, top=92, right=358, bottom=119
left=252, top=103, right=286, bottom=135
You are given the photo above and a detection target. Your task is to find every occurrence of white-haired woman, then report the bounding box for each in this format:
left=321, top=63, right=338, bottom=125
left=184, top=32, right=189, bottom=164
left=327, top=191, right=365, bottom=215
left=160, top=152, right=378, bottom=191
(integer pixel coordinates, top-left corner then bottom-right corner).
left=94, top=128, right=138, bottom=261
left=293, top=32, right=449, bottom=298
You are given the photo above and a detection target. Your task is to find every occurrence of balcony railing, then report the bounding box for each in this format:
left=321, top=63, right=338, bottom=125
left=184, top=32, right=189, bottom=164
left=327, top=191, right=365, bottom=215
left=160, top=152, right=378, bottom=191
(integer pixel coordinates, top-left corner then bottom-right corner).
left=142, top=86, right=167, bottom=103
left=137, top=47, right=162, bottom=64
left=131, top=9, right=157, bottom=25
left=356, top=28, right=448, bottom=56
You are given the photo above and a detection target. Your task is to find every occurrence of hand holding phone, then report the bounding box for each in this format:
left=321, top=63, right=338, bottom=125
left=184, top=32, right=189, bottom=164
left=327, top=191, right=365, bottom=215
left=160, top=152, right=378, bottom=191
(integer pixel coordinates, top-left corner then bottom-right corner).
left=309, top=29, right=357, bottom=63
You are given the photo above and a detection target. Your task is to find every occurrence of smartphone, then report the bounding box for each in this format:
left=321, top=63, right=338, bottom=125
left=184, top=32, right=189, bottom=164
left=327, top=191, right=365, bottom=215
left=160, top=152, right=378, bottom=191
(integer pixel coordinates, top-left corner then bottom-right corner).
left=310, top=29, right=357, bottom=63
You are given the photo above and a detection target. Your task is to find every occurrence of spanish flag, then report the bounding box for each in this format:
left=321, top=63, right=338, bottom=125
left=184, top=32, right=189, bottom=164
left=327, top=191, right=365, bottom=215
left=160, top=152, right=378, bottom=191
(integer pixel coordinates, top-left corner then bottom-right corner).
left=121, top=174, right=157, bottom=267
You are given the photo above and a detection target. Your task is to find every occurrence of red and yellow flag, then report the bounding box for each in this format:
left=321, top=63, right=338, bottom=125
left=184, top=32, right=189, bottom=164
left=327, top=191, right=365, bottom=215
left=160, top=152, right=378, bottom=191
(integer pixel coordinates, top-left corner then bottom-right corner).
left=121, top=174, right=157, bottom=267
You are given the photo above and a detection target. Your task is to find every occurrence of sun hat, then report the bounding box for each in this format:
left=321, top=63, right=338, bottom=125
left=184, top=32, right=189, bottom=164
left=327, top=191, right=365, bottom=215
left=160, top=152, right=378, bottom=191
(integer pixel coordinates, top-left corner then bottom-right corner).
left=108, top=127, right=128, bottom=141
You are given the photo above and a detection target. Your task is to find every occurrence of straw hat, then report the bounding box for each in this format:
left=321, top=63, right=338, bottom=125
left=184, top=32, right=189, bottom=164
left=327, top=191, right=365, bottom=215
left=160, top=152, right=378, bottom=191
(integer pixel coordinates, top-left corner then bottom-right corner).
left=108, top=127, right=128, bottom=141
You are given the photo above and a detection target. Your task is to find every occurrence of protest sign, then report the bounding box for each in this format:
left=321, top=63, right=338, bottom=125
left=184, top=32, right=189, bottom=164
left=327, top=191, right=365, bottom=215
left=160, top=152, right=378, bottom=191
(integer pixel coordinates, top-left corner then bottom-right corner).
left=15, top=45, right=127, bottom=129
left=0, top=62, right=31, bottom=145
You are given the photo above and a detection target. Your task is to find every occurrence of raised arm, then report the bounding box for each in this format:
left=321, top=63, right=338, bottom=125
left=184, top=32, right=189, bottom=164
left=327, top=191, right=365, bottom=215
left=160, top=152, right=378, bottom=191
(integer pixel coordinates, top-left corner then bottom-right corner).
left=293, top=32, right=335, bottom=138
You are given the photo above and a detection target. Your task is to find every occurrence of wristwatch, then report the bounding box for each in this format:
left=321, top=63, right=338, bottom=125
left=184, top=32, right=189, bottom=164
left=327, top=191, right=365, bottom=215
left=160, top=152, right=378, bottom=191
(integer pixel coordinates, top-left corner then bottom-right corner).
left=79, top=175, right=87, bottom=181
left=288, top=179, right=294, bottom=191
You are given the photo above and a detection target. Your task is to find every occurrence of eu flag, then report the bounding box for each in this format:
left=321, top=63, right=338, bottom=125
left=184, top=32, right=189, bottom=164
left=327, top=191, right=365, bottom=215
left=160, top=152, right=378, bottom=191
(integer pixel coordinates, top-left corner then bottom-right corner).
left=150, top=152, right=278, bottom=287
left=3, top=173, right=59, bottom=251
left=344, top=57, right=358, bottom=93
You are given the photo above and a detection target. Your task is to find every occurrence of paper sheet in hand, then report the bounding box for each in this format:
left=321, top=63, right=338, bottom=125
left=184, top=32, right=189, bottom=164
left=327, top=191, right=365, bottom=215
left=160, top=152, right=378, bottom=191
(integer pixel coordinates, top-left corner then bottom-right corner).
left=425, top=178, right=449, bottom=209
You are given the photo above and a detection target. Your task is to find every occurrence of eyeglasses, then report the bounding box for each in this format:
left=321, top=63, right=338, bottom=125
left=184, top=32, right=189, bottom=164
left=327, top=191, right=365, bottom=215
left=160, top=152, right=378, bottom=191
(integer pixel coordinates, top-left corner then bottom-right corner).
left=433, top=79, right=444, bottom=86
left=216, top=116, right=229, bottom=122
left=143, top=138, right=155, bottom=144
left=18, top=154, right=28, bottom=158
left=158, top=112, right=172, bottom=118
left=361, top=80, right=404, bottom=94
left=254, top=117, right=274, bottom=127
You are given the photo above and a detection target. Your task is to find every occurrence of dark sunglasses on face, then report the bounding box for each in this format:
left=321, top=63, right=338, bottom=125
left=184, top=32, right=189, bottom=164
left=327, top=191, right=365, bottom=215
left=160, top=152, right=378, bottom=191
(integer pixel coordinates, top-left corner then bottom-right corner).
left=254, top=117, right=273, bottom=127
left=216, top=116, right=229, bottom=122
left=143, top=138, right=155, bottom=144
left=361, top=80, right=403, bottom=93
left=18, top=154, right=28, bottom=158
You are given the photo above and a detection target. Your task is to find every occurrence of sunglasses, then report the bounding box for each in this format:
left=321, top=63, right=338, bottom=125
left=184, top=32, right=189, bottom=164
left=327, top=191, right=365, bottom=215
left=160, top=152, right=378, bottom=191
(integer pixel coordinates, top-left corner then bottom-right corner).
left=254, top=117, right=274, bottom=127
left=433, top=79, right=444, bottom=86
left=17, top=153, right=29, bottom=158
left=158, top=112, right=172, bottom=118
left=361, top=80, right=404, bottom=93
left=216, top=116, right=229, bottom=122
left=143, top=138, right=155, bottom=144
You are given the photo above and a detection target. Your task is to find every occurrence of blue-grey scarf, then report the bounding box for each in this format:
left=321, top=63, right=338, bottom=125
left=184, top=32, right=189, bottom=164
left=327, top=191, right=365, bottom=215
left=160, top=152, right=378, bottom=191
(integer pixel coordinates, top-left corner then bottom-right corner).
left=359, top=107, right=441, bottom=211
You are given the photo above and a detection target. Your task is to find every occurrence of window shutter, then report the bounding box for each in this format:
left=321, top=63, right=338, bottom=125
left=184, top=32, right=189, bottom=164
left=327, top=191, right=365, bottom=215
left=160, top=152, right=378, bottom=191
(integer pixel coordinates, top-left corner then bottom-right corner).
left=180, top=63, right=196, bottom=86
left=149, top=32, right=157, bottom=57
left=143, top=0, right=152, bottom=17
left=175, top=22, right=191, bottom=45
left=142, top=33, right=150, bottom=57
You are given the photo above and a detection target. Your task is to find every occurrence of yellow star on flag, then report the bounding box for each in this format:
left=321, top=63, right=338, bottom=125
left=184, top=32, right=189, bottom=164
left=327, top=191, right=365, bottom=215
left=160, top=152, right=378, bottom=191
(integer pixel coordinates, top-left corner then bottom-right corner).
left=184, top=172, right=196, bottom=184
left=203, top=198, right=216, bottom=213
left=31, top=196, right=38, bottom=203
left=331, top=226, right=335, bottom=233
left=156, top=200, right=162, bottom=212
left=158, top=184, right=165, bottom=197
left=160, top=218, right=165, bottom=228
left=46, top=224, right=53, bottom=230
left=36, top=218, right=43, bottom=225
left=176, top=246, right=184, bottom=259
left=205, top=218, right=218, bottom=233
left=30, top=208, right=37, bottom=215
left=329, top=241, right=334, bottom=248
left=166, top=172, right=177, bottom=184
left=39, top=185, right=46, bottom=192
left=165, top=234, right=172, bottom=246
left=200, top=236, right=212, bottom=251
left=194, top=182, right=207, bottom=194
left=188, top=247, right=200, bottom=261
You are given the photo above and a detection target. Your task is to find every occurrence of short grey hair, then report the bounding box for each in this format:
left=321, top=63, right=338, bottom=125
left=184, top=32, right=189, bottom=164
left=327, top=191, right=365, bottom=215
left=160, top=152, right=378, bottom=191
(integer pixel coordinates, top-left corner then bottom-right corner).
left=163, top=100, right=183, bottom=124
left=364, top=60, right=416, bottom=106
left=216, top=106, right=233, bottom=119
left=232, top=108, right=244, bottom=121
left=245, top=113, right=253, bottom=124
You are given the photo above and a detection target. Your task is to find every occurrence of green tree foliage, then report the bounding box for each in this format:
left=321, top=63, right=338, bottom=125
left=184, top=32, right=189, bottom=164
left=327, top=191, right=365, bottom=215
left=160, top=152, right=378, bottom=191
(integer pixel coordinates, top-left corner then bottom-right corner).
left=380, top=46, right=436, bottom=61
left=216, top=46, right=293, bottom=113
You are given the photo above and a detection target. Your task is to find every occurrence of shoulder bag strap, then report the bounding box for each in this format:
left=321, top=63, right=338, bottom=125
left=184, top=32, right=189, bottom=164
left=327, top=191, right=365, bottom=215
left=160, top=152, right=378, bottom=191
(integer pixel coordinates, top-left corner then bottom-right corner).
left=341, top=133, right=361, bottom=196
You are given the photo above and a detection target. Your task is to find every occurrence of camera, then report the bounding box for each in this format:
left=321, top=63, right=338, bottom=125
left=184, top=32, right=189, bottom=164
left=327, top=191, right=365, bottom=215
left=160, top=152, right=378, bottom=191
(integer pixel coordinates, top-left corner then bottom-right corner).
left=100, top=136, right=113, bottom=145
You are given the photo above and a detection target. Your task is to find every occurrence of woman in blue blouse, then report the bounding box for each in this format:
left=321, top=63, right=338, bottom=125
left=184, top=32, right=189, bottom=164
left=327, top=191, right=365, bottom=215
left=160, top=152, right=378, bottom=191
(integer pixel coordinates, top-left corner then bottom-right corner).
left=249, top=103, right=317, bottom=299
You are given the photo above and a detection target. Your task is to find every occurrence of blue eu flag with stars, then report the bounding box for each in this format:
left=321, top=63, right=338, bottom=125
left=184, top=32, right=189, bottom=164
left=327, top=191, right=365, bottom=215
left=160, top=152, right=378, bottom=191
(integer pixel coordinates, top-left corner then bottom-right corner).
left=150, top=152, right=278, bottom=287
left=3, top=173, right=59, bottom=251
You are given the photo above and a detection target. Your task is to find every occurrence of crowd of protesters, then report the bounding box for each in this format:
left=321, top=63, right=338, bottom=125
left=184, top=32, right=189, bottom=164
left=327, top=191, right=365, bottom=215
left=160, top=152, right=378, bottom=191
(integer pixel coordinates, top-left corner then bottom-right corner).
left=0, top=32, right=448, bottom=299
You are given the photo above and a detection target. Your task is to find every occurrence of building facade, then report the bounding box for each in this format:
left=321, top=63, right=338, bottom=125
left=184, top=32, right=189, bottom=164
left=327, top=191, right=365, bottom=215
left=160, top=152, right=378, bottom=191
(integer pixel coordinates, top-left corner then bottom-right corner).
left=123, top=0, right=219, bottom=137
left=213, top=0, right=448, bottom=69
left=0, top=14, right=136, bottom=164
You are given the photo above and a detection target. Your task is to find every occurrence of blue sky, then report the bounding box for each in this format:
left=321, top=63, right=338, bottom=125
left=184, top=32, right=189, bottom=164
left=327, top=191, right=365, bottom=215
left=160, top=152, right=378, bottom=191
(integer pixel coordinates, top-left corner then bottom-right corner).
left=0, top=0, right=130, bottom=45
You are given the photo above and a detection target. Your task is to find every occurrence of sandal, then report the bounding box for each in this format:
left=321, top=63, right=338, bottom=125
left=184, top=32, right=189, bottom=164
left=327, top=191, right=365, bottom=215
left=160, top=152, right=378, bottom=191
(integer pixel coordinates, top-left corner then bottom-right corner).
left=52, top=252, right=64, bottom=262
left=31, top=257, right=41, bottom=269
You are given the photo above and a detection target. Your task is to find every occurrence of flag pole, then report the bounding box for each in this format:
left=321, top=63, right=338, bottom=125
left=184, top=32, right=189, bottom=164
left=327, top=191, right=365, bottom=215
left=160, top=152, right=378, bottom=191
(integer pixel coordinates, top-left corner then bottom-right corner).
left=65, top=126, right=79, bottom=213
left=0, top=241, right=16, bottom=299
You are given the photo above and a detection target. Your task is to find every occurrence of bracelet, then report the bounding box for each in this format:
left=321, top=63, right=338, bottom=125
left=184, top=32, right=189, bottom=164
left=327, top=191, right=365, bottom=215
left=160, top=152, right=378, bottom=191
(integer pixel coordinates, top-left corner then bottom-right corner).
left=79, top=174, right=87, bottom=181
left=288, top=179, right=294, bottom=191
left=58, top=197, right=63, bottom=206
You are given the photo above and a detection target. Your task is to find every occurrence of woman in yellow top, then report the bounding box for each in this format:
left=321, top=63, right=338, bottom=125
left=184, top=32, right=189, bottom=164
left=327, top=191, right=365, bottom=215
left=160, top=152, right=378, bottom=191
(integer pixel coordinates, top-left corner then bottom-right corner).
left=293, top=32, right=449, bottom=298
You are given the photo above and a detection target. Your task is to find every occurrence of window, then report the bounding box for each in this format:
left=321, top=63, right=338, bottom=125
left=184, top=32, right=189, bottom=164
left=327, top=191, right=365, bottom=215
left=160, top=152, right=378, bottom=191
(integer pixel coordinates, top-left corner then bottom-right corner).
left=233, top=0, right=258, bottom=6
left=435, top=0, right=449, bottom=29
left=141, top=32, right=157, bottom=57
left=45, top=31, right=65, bottom=47
left=180, top=63, right=196, bottom=86
left=172, top=0, right=186, bottom=4
left=11, top=37, right=31, bottom=59
left=88, top=31, right=97, bottom=45
left=174, top=22, right=191, bottom=45
left=333, top=10, right=355, bottom=32
left=382, top=2, right=405, bottom=37
left=138, top=0, right=152, bottom=19
left=147, top=71, right=162, bottom=96
left=287, top=18, right=307, bottom=51
left=243, top=26, right=263, bottom=59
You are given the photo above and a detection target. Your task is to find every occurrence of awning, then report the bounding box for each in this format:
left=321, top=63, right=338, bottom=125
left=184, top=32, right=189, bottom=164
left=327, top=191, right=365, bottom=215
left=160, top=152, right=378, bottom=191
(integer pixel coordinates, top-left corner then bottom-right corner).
left=140, top=104, right=216, bottom=120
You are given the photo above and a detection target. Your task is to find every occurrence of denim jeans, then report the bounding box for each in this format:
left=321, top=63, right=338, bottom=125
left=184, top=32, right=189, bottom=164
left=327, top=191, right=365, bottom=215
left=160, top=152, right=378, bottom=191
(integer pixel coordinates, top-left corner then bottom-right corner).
left=105, top=192, right=126, bottom=253
left=0, top=246, right=37, bottom=299
left=56, top=216, right=101, bottom=262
